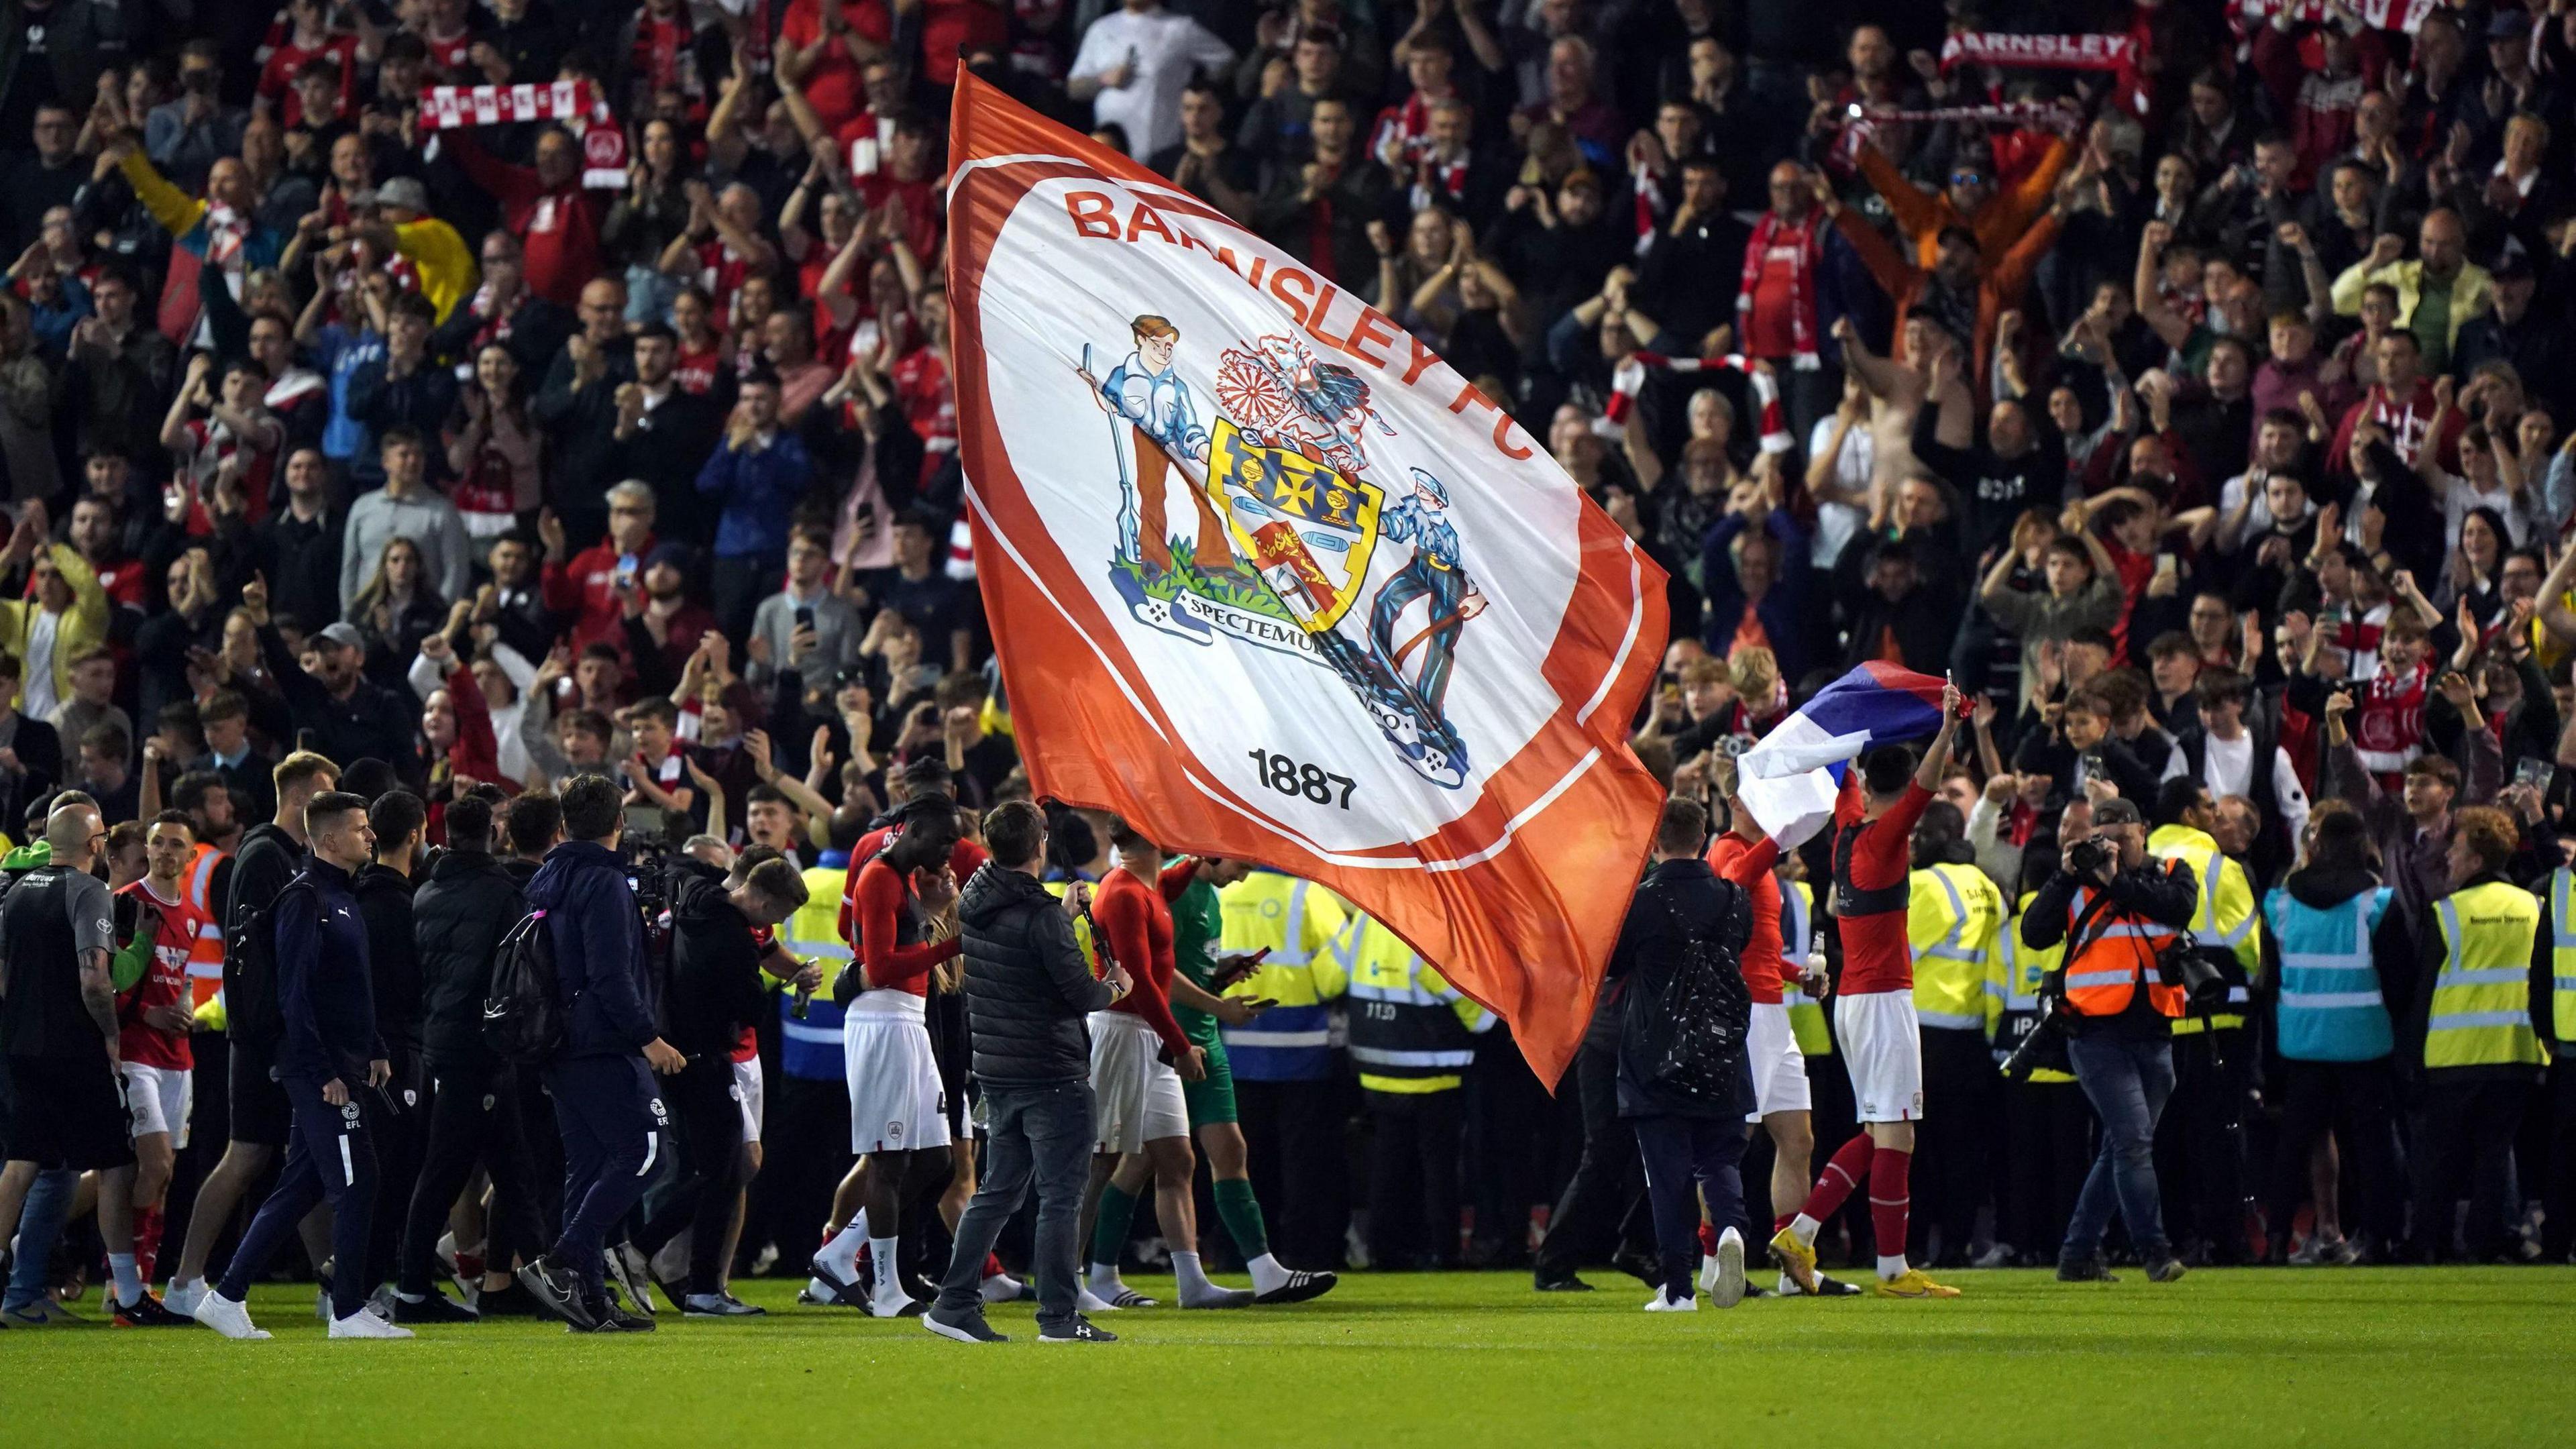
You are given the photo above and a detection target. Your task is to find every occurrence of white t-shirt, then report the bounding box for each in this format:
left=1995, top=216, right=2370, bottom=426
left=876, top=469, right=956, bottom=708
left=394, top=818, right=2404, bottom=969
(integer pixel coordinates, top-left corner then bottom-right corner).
left=21, top=608, right=61, bottom=724
left=1805, top=414, right=1873, bottom=570
left=1069, top=6, right=1237, bottom=162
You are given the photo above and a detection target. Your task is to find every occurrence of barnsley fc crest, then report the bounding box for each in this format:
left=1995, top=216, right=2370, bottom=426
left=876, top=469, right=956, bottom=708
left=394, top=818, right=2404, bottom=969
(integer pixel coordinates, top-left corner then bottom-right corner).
left=1209, top=418, right=1381, bottom=633
left=1075, top=318, right=1487, bottom=788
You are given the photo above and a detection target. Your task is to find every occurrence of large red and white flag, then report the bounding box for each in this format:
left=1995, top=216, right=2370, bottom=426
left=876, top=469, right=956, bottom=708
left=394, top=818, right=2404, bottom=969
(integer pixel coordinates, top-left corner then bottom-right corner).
left=945, top=75, right=1667, bottom=1084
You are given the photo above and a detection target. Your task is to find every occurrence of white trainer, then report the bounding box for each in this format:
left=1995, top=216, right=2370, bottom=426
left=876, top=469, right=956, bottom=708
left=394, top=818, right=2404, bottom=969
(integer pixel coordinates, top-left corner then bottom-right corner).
left=1709, top=1228, right=1747, bottom=1309
left=1642, top=1289, right=1699, bottom=1312
left=329, top=1308, right=417, bottom=1339
left=193, top=1289, right=270, bottom=1340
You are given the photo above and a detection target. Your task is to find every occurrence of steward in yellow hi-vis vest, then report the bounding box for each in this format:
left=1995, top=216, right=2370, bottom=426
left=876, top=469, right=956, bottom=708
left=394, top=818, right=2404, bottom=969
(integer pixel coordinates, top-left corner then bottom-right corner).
left=1910, top=858, right=2002, bottom=1032
left=1904, top=809, right=2005, bottom=1265
left=1340, top=912, right=1489, bottom=1271
left=1217, top=869, right=1350, bottom=1082
left=2402, top=808, right=2544, bottom=1263
left=2548, top=867, right=2576, bottom=1050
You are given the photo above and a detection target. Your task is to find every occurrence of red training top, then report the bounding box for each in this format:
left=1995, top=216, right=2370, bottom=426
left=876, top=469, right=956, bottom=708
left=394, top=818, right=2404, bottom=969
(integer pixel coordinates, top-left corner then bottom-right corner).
left=115, top=879, right=205, bottom=1071
left=1707, top=834, right=1791, bottom=1005
left=845, top=856, right=957, bottom=998
left=1093, top=867, right=1191, bottom=1056
left=1833, top=771, right=1931, bottom=995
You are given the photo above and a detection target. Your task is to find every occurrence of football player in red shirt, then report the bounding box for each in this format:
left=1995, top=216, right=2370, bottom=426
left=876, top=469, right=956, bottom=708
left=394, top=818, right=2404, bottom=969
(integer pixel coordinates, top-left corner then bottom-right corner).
left=1772, top=684, right=1966, bottom=1299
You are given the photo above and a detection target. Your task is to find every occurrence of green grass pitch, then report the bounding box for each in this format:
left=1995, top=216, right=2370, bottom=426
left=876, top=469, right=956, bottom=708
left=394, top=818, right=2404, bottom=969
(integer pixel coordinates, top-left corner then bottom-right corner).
left=4, top=1269, right=2566, bottom=1446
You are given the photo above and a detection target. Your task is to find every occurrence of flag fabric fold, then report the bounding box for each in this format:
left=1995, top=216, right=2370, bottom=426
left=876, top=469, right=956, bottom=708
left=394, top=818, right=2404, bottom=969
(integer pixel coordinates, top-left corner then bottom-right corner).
left=1737, top=663, right=1948, bottom=847
left=943, top=74, right=1668, bottom=1086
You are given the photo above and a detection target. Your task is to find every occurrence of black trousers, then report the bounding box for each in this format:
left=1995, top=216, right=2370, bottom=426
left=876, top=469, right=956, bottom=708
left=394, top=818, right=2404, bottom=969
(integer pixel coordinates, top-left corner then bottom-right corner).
left=1999, top=1077, right=2091, bottom=1257
left=1236, top=1077, right=1347, bottom=1269
left=757, top=1073, right=853, bottom=1266
left=1631, top=1113, right=1747, bottom=1299
left=2265, top=1058, right=2404, bottom=1254
left=1534, top=1040, right=1652, bottom=1280
left=545, top=1055, right=664, bottom=1299
left=1911, top=1026, right=1994, bottom=1265
left=2153, top=1030, right=2253, bottom=1262
left=1364, top=1087, right=1463, bottom=1270
left=2544, top=1066, right=2576, bottom=1260
left=1465, top=1032, right=1556, bottom=1267
left=217, top=1075, right=376, bottom=1319
left=398, top=1051, right=547, bottom=1295
left=632, top=1055, right=748, bottom=1297
left=2409, top=1074, right=2530, bottom=1261
left=364, top=1050, right=427, bottom=1293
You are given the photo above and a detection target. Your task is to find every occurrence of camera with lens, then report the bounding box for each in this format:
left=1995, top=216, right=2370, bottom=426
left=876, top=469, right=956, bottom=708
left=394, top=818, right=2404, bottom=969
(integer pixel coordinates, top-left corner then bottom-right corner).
left=2000, top=991, right=2072, bottom=1081
left=2153, top=932, right=2235, bottom=1015
left=2065, top=836, right=2115, bottom=879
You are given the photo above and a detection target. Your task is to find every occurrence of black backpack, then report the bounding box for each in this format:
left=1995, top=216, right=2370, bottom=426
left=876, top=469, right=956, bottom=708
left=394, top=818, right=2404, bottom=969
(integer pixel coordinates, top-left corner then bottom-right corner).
left=224, top=877, right=317, bottom=1051
left=482, top=907, right=566, bottom=1063
left=1624, top=880, right=1754, bottom=1103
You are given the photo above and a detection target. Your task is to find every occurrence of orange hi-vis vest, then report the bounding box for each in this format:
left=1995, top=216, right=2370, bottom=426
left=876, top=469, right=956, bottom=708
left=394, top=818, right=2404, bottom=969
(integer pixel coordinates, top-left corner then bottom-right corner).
left=2059, top=865, right=2188, bottom=1021
left=182, top=841, right=229, bottom=1013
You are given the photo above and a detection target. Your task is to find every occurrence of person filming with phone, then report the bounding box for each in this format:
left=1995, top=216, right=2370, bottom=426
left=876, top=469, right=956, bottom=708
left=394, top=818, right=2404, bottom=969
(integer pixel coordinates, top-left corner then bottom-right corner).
left=2019, top=796, right=2199, bottom=1285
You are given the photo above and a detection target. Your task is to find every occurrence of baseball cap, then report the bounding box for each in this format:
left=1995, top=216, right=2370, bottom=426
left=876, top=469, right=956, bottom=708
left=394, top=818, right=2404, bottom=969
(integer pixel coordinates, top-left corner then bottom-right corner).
left=317, top=621, right=367, bottom=651
left=376, top=176, right=429, bottom=214
left=642, top=541, right=695, bottom=576
left=2091, top=798, right=2144, bottom=827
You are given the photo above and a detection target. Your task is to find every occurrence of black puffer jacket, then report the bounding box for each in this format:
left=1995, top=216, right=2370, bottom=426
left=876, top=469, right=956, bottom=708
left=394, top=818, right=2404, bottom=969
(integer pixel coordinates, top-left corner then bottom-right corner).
left=957, top=862, right=1115, bottom=1087
left=413, top=849, right=527, bottom=1064
left=663, top=863, right=769, bottom=1059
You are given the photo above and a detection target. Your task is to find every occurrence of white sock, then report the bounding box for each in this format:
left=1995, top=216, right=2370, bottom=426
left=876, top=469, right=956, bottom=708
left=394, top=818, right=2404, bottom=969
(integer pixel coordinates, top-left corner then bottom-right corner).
left=814, top=1213, right=867, bottom=1275
left=1087, top=1260, right=1125, bottom=1289
left=1790, top=1214, right=1823, bottom=1247
left=1876, top=1254, right=1909, bottom=1281
left=169, top=1275, right=203, bottom=1297
left=867, top=1238, right=903, bottom=1297
left=1246, top=1252, right=1290, bottom=1295
left=109, top=1252, right=142, bottom=1307
left=1172, top=1250, right=1213, bottom=1296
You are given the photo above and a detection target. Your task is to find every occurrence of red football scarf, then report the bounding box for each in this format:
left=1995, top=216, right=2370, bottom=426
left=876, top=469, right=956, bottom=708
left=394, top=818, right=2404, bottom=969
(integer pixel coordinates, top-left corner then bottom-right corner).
left=1940, top=32, right=2147, bottom=114
left=2226, top=0, right=2439, bottom=40
left=2351, top=657, right=2427, bottom=776
left=1604, top=353, right=1792, bottom=453
left=419, top=79, right=600, bottom=130
left=1736, top=211, right=1821, bottom=368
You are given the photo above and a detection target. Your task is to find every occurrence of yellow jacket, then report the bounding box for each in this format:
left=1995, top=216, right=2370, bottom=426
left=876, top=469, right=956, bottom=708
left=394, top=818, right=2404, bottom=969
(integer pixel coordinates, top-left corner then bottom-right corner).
left=2328, top=255, right=2493, bottom=364
left=0, top=545, right=109, bottom=713
left=392, top=216, right=478, bottom=325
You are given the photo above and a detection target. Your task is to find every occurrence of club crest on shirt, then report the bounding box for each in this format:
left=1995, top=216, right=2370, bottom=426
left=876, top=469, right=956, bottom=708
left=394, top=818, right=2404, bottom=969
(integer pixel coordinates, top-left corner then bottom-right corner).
left=1074, top=317, right=1489, bottom=788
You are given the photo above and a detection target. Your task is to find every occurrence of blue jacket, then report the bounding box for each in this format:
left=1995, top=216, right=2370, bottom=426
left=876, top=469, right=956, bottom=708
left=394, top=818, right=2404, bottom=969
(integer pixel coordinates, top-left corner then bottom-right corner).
left=695, top=431, right=813, bottom=559
left=526, top=840, right=655, bottom=1060
left=1698, top=511, right=1811, bottom=682
left=272, top=857, right=383, bottom=1085
left=2263, top=872, right=2395, bottom=1063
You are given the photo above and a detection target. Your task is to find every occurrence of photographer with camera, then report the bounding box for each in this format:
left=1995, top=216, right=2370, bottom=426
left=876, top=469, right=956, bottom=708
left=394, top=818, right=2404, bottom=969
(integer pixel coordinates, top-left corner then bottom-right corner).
left=2019, top=796, right=2199, bottom=1284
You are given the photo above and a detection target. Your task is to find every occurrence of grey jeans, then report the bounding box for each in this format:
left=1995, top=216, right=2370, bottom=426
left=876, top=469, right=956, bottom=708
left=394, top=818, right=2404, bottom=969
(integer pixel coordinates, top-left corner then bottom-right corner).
left=936, top=1081, right=1095, bottom=1330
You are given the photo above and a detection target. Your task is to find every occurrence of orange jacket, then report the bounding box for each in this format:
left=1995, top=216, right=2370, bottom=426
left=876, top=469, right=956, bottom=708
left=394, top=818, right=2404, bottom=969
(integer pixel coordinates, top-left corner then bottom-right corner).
left=1832, top=205, right=2061, bottom=392
left=1856, top=134, right=2073, bottom=272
